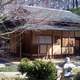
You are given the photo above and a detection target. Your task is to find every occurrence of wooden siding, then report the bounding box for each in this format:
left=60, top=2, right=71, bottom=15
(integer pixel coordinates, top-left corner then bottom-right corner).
left=9, top=30, right=80, bottom=59
left=9, top=33, right=17, bottom=54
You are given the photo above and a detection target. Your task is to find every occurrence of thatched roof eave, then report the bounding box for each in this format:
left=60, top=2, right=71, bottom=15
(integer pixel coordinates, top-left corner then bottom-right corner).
left=20, top=24, right=80, bottom=31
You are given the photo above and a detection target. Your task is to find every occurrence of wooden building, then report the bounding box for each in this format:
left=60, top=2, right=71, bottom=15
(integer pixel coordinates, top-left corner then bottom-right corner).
left=4, top=6, right=80, bottom=59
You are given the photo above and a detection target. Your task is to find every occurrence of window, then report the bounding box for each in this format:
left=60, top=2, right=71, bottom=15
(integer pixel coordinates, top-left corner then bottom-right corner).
left=62, top=38, right=75, bottom=54
left=32, top=36, right=52, bottom=44
left=62, top=38, right=75, bottom=47
left=38, top=36, right=51, bottom=44
left=53, top=36, right=61, bottom=45
left=40, top=45, right=46, bottom=53
left=40, top=45, right=52, bottom=55
left=53, top=36, right=61, bottom=55
left=63, top=32, right=74, bottom=37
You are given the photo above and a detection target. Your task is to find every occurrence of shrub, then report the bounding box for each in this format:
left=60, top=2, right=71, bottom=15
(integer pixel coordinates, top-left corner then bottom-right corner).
left=18, top=60, right=57, bottom=80
left=18, top=58, right=30, bottom=74
left=74, top=72, right=80, bottom=80
left=21, top=58, right=30, bottom=63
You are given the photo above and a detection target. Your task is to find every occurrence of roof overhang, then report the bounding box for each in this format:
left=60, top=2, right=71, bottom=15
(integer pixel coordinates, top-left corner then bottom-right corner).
left=21, top=24, right=80, bottom=31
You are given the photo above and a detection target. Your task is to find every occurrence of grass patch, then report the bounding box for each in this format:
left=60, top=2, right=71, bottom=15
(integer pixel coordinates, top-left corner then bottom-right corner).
left=0, top=65, right=18, bottom=72
left=70, top=7, right=80, bottom=15
left=0, top=77, right=27, bottom=80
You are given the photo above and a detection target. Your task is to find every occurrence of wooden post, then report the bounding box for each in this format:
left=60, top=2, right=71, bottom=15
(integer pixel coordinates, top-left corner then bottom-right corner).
left=8, top=34, right=10, bottom=56
left=37, top=34, right=39, bottom=58
left=20, top=33, right=22, bottom=59
left=51, top=31, right=53, bottom=59
left=68, top=31, right=70, bottom=55
left=61, top=31, right=63, bottom=55
left=74, top=31, right=76, bottom=55
left=31, top=30, right=33, bottom=59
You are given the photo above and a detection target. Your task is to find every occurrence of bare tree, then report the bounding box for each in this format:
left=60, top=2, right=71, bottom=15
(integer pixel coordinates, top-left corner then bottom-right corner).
left=67, top=0, right=70, bottom=10
left=0, top=0, right=14, bottom=13
left=72, top=0, right=75, bottom=8
left=75, top=0, right=78, bottom=8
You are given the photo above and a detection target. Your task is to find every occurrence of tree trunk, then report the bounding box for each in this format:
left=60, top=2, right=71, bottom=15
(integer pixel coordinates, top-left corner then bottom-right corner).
left=67, top=0, right=70, bottom=10
left=75, top=0, right=78, bottom=8
left=72, top=0, right=75, bottom=8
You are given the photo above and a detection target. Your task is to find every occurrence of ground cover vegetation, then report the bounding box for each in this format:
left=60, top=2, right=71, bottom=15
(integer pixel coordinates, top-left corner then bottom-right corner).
left=70, top=7, right=80, bottom=15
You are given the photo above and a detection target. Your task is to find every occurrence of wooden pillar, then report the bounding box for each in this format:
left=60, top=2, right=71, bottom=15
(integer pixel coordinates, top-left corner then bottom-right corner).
left=51, top=31, right=53, bottom=59
left=8, top=34, right=10, bottom=55
left=37, top=33, right=39, bottom=58
left=74, top=31, right=76, bottom=55
left=20, top=33, right=22, bottom=59
left=30, top=30, right=33, bottom=59
left=68, top=31, right=70, bottom=55
left=46, top=45, right=48, bottom=59
left=61, top=31, right=63, bottom=55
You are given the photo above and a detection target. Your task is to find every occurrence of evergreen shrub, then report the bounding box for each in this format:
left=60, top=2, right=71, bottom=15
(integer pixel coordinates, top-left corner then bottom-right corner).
left=18, top=59, right=57, bottom=80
